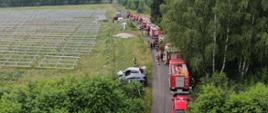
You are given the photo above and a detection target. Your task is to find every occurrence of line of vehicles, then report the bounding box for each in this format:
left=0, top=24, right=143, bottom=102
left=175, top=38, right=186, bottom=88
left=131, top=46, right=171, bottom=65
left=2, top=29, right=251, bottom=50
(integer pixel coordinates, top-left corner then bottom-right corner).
left=126, top=12, right=191, bottom=113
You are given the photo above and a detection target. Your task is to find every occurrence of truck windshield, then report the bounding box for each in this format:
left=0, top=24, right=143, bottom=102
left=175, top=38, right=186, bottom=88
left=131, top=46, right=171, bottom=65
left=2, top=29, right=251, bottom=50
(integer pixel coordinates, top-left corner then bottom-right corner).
left=171, top=65, right=182, bottom=75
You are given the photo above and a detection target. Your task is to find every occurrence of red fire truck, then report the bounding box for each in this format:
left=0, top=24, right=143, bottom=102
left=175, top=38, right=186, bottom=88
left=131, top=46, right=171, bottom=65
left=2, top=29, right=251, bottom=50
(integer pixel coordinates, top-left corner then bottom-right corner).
left=171, top=94, right=190, bottom=113
left=149, top=25, right=161, bottom=39
left=168, top=52, right=190, bottom=91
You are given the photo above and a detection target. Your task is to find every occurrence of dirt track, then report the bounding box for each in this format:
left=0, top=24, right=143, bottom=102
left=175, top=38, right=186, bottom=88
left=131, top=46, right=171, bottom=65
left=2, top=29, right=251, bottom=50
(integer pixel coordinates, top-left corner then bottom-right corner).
left=113, top=1, right=172, bottom=112
left=143, top=36, right=172, bottom=113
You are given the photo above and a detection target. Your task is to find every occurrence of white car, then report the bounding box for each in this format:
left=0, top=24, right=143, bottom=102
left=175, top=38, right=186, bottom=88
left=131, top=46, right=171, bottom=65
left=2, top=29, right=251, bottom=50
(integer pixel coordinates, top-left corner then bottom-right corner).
left=117, top=67, right=147, bottom=85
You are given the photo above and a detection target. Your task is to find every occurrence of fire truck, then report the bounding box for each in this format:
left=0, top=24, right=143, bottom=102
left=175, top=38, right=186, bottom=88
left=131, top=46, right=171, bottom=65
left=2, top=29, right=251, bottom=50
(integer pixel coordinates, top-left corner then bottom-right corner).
left=168, top=52, right=190, bottom=91
left=149, top=25, right=161, bottom=39
left=171, top=94, right=190, bottom=113
left=140, top=17, right=151, bottom=30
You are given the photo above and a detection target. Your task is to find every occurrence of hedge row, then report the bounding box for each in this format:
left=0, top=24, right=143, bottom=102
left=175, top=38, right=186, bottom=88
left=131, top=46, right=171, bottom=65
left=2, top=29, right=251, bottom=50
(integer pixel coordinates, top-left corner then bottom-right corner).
left=0, top=76, right=146, bottom=113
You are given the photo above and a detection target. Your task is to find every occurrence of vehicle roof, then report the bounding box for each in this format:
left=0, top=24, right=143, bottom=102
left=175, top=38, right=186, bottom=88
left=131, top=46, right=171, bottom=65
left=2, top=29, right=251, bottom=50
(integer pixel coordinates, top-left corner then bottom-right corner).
left=170, top=59, right=185, bottom=64
left=173, top=96, right=189, bottom=110
left=126, top=67, right=141, bottom=71
left=125, top=73, right=145, bottom=79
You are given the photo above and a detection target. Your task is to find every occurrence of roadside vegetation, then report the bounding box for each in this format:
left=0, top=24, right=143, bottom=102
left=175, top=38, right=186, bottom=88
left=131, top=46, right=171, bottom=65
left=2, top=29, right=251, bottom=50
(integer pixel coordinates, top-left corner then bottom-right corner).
left=151, top=0, right=268, bottom=112
left=0, top=76, right=146, bottom=113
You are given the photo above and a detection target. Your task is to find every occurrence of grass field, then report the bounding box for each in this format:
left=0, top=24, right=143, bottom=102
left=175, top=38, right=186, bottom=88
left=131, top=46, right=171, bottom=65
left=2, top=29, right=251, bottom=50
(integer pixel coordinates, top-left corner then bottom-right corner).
left=0, top=3, right=151, bottom=83
left=0, top=4, right=152, bottom=112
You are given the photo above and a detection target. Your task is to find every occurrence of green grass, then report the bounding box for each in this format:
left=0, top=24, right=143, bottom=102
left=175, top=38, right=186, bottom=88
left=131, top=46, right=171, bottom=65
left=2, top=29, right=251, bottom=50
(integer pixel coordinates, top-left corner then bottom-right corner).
left=0, top=4, right=153, bottom=113
left=0, top=4, right=113, bottom=11
left=0, top=4, right=116, bottom=85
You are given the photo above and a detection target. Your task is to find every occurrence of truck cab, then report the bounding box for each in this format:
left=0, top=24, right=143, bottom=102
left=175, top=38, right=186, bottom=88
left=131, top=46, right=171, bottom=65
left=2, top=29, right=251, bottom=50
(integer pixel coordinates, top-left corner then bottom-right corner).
left=171, top=95, right=190, bottom=113
left=149, top=25, right=161, bottom=39
left=169, top=55, right=190, bottom=91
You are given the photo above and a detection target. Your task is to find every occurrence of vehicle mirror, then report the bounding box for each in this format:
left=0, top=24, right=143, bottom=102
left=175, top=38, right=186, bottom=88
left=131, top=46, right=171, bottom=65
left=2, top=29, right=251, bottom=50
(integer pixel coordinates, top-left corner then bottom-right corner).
left=117, top=70, right=123, bottom=76
left=140, top=66, right=146, bottom=70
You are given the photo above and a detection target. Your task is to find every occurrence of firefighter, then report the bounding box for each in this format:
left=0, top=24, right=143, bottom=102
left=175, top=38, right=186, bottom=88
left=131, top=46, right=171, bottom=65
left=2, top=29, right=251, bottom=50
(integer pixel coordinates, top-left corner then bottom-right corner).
left=155, top=49, right=161, bottom=65
left=132, top=57, right=137, bottom=66
left=155, top=39, right=159, bottom=50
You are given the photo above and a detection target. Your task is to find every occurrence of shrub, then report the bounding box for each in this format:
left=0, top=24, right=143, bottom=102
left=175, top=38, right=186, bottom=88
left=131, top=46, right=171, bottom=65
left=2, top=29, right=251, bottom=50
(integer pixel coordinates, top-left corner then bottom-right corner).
left=0, top=76, right=145, bottom=113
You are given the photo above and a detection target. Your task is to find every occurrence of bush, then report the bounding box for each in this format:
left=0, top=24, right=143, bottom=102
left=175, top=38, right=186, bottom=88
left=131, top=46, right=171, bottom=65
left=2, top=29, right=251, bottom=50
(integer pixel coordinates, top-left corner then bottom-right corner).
left=0, top=76, right=146, bottom=113
left=191, top=81, right=268, bottom=113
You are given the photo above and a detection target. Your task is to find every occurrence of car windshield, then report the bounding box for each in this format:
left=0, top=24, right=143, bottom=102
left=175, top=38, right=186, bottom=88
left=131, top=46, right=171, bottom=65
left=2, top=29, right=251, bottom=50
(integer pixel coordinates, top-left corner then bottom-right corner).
left=129, top=77, right=141, bottom=80
left=130, top=70, right=139, bottom=73
left=175, top=110, right=185, bottom=113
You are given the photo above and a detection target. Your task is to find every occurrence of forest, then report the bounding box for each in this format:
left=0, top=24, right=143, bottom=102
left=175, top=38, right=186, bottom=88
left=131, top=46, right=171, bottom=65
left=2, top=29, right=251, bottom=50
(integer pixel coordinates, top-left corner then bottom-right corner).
left=118, top=0, right=151, bottom=13
left=151, top=0, right=268, bottom=112
left=0, top=0, right=112, bottom=7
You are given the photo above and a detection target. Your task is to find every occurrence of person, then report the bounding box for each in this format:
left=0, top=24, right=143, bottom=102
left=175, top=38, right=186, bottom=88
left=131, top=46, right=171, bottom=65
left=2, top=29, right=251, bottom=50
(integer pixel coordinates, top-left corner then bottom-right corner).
left=155, top=39, right=159, bottom=50
left=156, top=54, right=160, bottom=65
left=121, top=21, right=127, bottom=32
left=132, top=57, right=137, bottom=66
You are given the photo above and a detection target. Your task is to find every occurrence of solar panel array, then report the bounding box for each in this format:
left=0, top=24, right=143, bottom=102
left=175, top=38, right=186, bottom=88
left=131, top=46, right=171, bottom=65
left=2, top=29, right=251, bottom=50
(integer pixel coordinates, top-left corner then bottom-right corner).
left=0, top=10, right=106, bottom=69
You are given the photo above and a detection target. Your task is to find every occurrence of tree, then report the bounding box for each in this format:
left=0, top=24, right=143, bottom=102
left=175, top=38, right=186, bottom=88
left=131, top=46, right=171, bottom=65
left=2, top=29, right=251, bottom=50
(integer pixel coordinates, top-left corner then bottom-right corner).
left=160, top=0, right=268, bottom=81
left=191, top=82, right=268, bottom=113
left=137, top=0, right=145, bottom=13
left=190, top=84, right=224, bottom=113
left=150, top=0, right=163, bottom=23
left=0, top=77, right=146, bottom=113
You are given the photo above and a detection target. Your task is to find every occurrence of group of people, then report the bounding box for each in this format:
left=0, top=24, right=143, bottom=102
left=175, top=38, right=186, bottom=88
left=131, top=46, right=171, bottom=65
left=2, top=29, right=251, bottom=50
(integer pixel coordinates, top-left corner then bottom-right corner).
left=113, top=12, right=127, bottom=32
left=150, top=39, right=164, bottom=65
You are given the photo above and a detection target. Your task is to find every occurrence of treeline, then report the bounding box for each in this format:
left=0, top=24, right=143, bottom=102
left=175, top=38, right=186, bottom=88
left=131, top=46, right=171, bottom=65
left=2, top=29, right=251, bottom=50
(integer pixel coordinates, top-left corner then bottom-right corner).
left=150, top=0, right=163, bottom=23
left=150, top=0, right=268, bottom=112
left=0, top=0, right=112, bottom=7
left=0, top=76, right=146, bottom=113
left=118, top=0, right=151, bottom=13
left=160, top=0, right=268, bottom=81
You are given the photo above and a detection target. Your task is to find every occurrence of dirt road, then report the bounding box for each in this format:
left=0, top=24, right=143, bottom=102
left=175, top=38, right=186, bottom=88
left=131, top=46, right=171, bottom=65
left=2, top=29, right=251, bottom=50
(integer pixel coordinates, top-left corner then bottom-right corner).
left=142, top=36, right=172, bottom=113
left=116, top=2, right=172, bottom=110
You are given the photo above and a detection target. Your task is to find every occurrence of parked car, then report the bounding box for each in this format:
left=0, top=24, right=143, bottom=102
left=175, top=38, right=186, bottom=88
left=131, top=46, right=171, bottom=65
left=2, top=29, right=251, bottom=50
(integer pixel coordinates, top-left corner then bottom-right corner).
left=117, top=67, right=147, bottom=86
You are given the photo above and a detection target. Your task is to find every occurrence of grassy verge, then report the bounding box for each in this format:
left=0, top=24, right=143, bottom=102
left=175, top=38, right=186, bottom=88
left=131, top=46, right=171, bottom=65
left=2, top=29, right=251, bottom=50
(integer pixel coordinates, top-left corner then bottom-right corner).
left=121, top=9, right=153, bottom=113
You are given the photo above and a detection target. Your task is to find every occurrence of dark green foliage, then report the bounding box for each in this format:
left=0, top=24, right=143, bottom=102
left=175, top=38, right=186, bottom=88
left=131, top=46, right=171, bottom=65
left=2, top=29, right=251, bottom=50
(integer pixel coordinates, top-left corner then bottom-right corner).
left=137, top=0, right=145, bottom=13
left=190, top=84, right=225, bottom=113
left=160, top=0, right=268, bottom=82
left=150, top=0, right=163, bottom=23
left=119, top=0, right=150, bottom=13
left=153, top=0, right=268, bottom=112
left=0, top=0, right=112, bottom=7
left=190, top=73, right=268, bottom=113
left=0, top=76, right=146, bottom=113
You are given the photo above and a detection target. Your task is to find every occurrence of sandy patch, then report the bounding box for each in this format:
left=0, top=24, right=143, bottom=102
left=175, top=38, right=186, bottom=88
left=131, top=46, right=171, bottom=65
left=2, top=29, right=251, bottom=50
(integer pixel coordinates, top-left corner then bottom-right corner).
left=114, top=33, right=135, bottom=39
